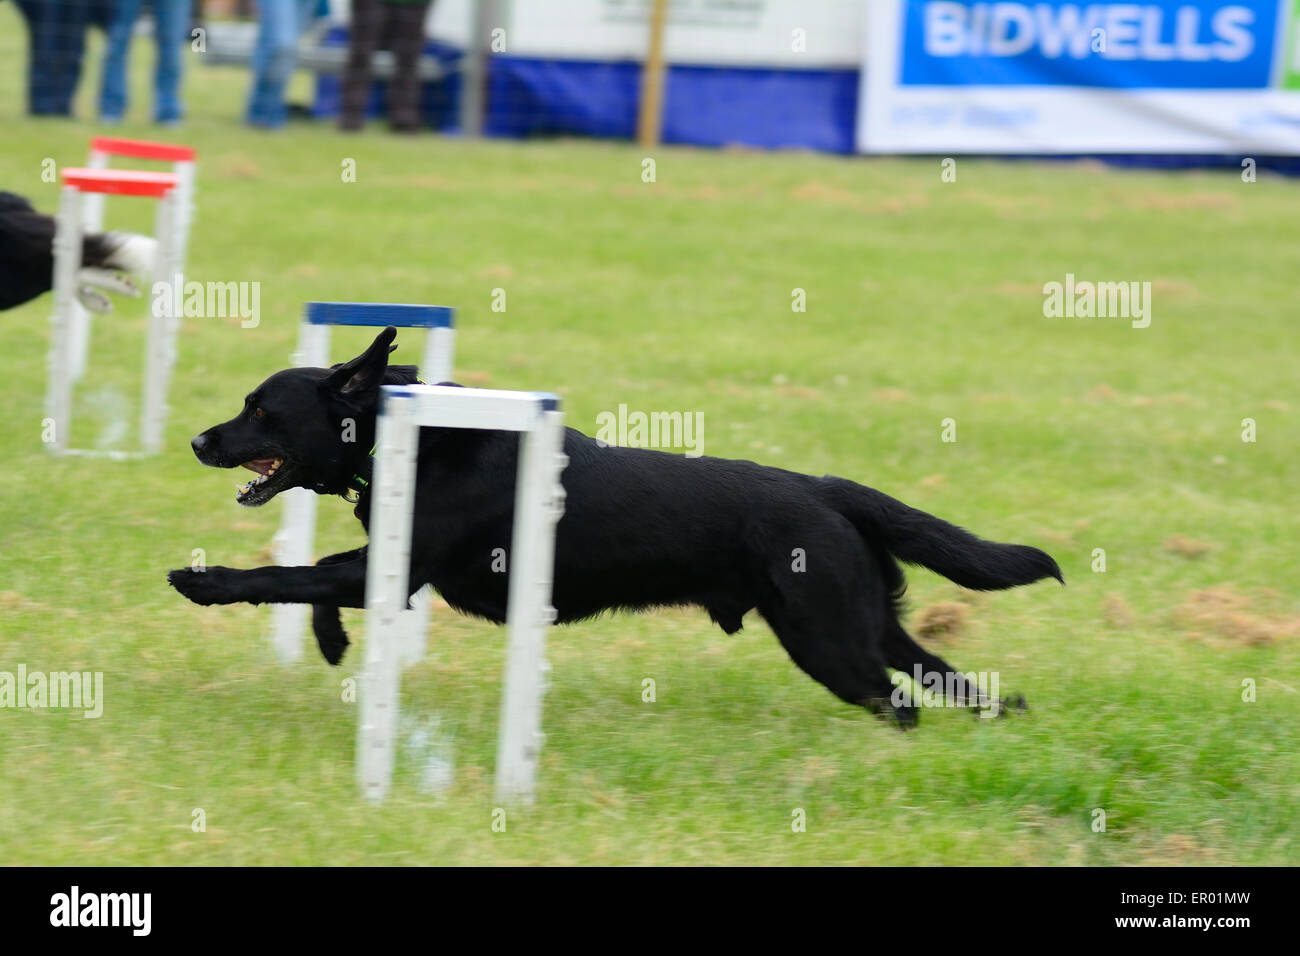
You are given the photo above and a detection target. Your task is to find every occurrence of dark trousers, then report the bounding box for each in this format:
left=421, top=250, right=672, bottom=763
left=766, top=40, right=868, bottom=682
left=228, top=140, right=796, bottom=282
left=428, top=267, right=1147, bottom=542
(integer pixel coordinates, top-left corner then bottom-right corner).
left=338, top=0, right=433, bottom=131
left=16, top=0, right=111, bottom=115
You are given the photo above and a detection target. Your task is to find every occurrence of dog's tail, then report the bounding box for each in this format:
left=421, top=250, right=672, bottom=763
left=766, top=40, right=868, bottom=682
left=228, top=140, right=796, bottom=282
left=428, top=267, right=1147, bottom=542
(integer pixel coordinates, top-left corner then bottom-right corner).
left=819, top=477, right=1063, bottom=591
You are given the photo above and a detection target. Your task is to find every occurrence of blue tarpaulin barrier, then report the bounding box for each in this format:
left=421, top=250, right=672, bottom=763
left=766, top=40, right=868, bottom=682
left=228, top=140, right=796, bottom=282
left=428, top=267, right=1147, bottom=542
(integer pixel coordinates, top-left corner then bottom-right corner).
left=312, top=27, right=1299, bottom=172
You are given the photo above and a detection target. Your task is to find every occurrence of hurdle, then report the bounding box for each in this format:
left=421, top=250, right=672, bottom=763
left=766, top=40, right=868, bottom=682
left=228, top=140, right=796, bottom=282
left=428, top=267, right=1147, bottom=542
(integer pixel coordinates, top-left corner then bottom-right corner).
left=271, top=302, right=456, bottom=664
left=70, top=137, right=197, bottom=385
left=46, top=167, right=185, bottom=457
left=361, top=384, right=567, bottom=804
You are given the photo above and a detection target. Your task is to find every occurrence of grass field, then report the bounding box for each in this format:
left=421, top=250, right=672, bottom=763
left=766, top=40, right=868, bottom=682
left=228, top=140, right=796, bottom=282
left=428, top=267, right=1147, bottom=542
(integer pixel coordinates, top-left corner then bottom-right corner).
left=1, top=9, right=1297, bottom=865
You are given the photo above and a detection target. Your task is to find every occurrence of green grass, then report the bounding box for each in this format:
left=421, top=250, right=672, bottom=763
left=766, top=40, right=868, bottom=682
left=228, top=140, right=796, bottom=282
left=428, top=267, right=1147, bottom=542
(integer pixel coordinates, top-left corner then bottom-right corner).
left=1, top=8, right=1297, bottom=865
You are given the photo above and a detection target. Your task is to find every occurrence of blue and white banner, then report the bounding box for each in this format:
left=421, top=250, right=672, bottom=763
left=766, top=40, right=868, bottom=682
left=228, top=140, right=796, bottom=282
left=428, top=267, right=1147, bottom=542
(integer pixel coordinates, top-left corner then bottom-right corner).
left=858, top=1, right=1300, bottom=153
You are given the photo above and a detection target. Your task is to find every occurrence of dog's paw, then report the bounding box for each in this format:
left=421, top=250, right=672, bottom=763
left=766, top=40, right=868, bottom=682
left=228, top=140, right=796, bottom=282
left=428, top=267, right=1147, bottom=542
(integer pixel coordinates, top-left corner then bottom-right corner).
left=311, top=604, right=350, bottom=665
left=167, top=566, right=238, bottom=606
left=972, top=693, right=1029, bottom=719
left=862, top=697, right=920, bottom=730
left=1003, top=692, right=1029, bottom=714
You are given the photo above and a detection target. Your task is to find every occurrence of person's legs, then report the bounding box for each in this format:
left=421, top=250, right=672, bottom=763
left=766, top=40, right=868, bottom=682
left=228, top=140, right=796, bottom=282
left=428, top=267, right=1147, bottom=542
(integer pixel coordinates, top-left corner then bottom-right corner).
left=151, top=0, right=191, bottom=123
left=386, top=1, right=431, bottom=132
left=246, top=0, right=317, bottom=127
left=338, top=0, right=385, bottom=131
left=14, top=0, right=45, bottom=115
left=88, top=0, right=116, bottom=29
left=248, top=0, right=296, bottom=127
left=32, top=0, right=94, bottom=116
left=99, top=0, right=142, bottom=121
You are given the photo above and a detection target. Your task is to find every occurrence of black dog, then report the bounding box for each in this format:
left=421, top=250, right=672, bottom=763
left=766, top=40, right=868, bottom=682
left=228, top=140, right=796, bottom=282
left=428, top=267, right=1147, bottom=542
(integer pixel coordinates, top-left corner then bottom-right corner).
left=169, top=328, right=1061, bottom=725
left=0, top=190, right=154, bottom=312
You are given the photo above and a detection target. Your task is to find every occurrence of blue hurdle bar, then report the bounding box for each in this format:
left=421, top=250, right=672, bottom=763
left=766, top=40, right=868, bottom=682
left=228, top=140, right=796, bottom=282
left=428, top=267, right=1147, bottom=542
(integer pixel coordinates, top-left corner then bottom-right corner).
left=305, top=302, right=455, bottom=329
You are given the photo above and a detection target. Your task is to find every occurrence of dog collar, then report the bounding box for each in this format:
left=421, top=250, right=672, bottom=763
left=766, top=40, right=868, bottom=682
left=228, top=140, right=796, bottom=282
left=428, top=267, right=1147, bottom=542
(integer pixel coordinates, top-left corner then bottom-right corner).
left=346, top=379, right=426, bottom=496
left=347, top=446, right=377, bottom=494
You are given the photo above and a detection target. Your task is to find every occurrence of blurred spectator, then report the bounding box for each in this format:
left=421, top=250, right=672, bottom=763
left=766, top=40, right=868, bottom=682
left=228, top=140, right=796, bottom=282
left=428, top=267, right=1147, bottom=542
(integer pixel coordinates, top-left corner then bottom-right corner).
left=14, top=0, right=112, bottom=116
left=100, top=1, right=194, bottom=125
left=338, top=0, right=433, bottom=133
left=246, top=0, right=328, bottom=129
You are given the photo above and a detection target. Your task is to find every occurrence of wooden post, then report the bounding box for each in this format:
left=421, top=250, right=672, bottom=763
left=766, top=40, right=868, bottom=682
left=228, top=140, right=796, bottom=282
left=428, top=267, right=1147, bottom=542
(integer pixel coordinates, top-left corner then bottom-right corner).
left=460, top=0, right=499, bottom=138
left=637, top=0, right=670, bottom=148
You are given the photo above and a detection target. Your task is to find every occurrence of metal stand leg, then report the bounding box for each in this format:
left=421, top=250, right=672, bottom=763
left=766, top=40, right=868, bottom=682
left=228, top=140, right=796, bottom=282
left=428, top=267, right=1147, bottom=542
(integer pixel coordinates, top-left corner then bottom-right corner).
left=422, top=325, right=455, bottom=384
left=46, top=187, right=84, bottom=456
left=495, top=410, right=567, bottom=803
left=270, top=322, right=331, bottom=663
left=69, top=150, right=107, bottom=384
left=396, top=323, right=457, bottom=664
left=173, top=160, right=197, bottom=266
left=270, top=489, right=318, bottom=664
left=141, top=192, right=178, bottom=455
left=358, top=396, right=419, bottom=803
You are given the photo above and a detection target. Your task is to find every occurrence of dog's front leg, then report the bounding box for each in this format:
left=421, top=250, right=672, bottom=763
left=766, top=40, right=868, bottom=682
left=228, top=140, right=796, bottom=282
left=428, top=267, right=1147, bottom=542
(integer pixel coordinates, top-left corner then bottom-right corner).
left=310, top=548, right=367, bottom=665
left=167, top=557, right=368, bottom=608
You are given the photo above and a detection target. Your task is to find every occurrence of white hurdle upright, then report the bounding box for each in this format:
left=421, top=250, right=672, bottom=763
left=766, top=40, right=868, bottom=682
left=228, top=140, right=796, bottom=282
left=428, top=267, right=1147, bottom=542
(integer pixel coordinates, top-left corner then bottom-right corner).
left=361, top=384, right=567, bottom=804
left=70, top=137, right=197, bottom=385
left=271, top=302, right=456, bottom=664
left=46, top=167, right=184, bottom=457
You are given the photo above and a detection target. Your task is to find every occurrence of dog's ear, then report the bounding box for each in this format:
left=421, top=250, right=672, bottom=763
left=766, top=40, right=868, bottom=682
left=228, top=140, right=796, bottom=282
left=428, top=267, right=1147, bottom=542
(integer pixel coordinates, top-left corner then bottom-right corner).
left=323, top=327, right=397, bottom=396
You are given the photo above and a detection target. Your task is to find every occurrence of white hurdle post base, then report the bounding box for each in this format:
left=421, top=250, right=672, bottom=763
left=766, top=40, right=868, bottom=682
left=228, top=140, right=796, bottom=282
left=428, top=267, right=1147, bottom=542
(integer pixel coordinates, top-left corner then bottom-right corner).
left=140, top=187, right=182, bottom=456
left=69, top=137, right=197, bottom=386
left=65, top=148, right=107, bottom=387
left=46, top=167, right=180, bottom=458
left=46, top=185, right=84, bottom=456
left=359, top=385, right=566, bottom=805
left=271, top=302, right=456, bottom=664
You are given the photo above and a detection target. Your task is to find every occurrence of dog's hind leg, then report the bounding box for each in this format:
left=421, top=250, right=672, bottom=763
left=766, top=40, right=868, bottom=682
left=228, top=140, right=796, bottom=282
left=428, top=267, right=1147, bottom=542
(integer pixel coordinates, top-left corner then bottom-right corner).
left=761, top=601, right=913, bottom=727
left=882, top=620, right=1024, bottom=717
left=752, top=512, right=915, bottom=727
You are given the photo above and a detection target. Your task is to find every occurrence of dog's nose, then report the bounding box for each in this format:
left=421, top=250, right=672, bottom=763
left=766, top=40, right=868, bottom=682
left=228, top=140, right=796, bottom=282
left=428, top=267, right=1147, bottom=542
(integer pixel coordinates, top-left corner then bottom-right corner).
left=191, top=433, right=209, bottom=456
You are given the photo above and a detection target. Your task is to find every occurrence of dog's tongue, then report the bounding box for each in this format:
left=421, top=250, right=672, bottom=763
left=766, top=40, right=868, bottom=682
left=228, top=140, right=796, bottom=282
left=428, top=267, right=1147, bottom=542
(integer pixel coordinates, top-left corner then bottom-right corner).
left=241, top=459, right=277, bottom=476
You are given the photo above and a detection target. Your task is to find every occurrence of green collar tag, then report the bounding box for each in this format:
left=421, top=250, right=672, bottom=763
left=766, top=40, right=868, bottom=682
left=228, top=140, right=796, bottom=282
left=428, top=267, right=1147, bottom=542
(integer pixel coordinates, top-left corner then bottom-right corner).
left=347, top=380, right=425, bottom=495
left=348, top=445, right=377, bottom=492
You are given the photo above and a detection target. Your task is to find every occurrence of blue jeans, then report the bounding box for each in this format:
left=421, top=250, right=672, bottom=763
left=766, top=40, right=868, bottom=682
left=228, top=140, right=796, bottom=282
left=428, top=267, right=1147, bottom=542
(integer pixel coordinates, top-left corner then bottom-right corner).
left=246, top=0, right=320, bottom=128
left=100, top=0, right=191, bottom=123
left=17, top=0, right=113, bottom=115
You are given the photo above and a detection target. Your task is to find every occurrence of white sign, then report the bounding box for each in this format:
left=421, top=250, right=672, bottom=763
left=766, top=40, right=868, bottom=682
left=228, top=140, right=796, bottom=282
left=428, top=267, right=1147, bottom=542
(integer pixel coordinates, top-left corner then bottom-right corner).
left=858, top=1, right=1300, bottom=154
left=506, top=0, right=865, bottom=68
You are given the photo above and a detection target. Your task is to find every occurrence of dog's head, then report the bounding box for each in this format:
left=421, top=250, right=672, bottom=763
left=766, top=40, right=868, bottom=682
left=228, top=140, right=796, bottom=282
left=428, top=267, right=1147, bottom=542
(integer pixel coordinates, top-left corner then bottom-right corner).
left=189, top=327, right=416, bottom=506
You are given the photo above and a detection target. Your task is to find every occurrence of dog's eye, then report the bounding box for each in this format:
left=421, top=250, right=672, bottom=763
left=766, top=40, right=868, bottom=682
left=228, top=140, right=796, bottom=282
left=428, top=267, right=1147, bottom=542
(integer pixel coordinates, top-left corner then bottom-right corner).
left=253, top=407, right=266, bottom=419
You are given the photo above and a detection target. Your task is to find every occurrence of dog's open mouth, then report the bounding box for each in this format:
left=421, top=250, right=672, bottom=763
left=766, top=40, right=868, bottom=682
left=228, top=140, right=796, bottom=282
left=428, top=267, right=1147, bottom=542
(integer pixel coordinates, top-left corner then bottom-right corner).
left=235, top=457, right=294, bottom=506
